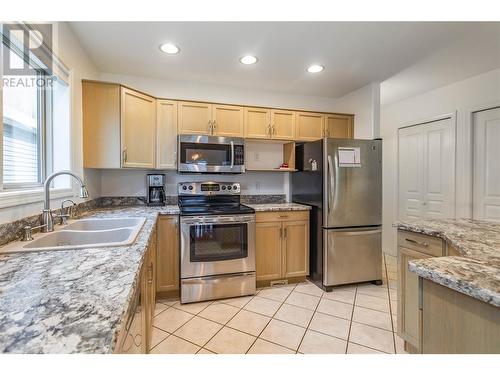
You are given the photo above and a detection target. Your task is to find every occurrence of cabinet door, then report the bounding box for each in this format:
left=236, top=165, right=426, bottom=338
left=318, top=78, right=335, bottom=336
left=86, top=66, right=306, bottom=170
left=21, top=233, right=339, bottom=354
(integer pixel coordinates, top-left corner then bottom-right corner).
left=83, top=81, right=121, bottom=168
left=212, top=104, right=244, bottom=137
left=255, top=221, right=283, bottom=281
left=178, top=101, right=212, bottom=135
left=397, top=246, right=433, bottom=349
left=244, top=107, right=271, bottom=139
left=121, top=87, right=156, bottom=168
left=283, top=220, right=309, bottom=278
left=295, top=112, right=324, bottom=141
left=325, top=114, right=353, bottom=138
left=156, top=100, right=178, bottom=169
left=271, top=109, right=295, bottom=140
left=156, top=216, right=180, bottom=293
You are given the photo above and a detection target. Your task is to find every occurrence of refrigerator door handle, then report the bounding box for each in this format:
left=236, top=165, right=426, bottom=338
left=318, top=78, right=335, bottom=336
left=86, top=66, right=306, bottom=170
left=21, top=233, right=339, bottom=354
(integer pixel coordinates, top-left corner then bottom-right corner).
left=327, top=155, right=335, bottom=215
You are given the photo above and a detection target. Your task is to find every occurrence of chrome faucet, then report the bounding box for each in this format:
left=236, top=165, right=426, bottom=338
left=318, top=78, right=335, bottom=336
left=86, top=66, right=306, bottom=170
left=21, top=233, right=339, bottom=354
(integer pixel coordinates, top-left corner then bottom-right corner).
left=42, top=171, right=89, bottom=232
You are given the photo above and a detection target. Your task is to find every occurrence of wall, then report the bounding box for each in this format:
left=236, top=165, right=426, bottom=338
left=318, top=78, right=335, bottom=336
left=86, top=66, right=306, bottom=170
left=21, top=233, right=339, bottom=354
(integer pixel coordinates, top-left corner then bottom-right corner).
left=332, top=82, right=381, bottom=139
left=381, top=68, right=500, bottom=255
left=0, top=22, right=100, bottom=224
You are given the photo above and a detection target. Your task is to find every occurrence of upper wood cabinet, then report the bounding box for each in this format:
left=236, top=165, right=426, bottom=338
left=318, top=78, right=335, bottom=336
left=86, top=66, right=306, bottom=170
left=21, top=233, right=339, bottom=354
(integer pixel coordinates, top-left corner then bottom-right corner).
left=82, top=81, right=121, bottom=168
left=244, top=107, right=271, bottom=139
left=295, top=112, right=324, bottom=141
left=212, top=104, right=244, bottom=137
left=271, top=109, right=295, bottom=140
left=83, top=82, right=157, bottom=169
left=178, top=101, right=212, bottom=135
left=325, top=114, right=354, bottom=138
left=156, top=100, right=178, bottom=169
left=178, top=101, right=244, bottom=137
left=121, top=87, right=156, bottom=168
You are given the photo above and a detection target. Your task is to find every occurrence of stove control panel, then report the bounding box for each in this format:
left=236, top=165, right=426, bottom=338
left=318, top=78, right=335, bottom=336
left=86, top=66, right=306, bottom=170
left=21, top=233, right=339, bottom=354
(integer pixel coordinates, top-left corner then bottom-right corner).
left=178, top=182, right=241, bottom=195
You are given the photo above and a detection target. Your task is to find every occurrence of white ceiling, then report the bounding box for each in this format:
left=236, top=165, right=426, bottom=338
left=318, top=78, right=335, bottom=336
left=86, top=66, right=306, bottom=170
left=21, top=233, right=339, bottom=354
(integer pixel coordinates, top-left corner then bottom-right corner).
left=69, top=22, right=496, bottom=99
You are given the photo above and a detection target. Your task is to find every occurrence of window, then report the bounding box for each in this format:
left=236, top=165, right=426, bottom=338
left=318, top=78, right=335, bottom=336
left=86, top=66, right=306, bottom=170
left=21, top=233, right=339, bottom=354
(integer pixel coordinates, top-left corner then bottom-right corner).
left=1, top=27, right=71, bottom=191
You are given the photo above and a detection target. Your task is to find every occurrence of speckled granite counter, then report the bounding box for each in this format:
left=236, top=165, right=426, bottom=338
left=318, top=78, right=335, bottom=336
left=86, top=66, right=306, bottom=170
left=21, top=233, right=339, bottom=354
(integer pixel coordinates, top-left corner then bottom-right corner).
left=0, top=205, right=179, bottom=353
left=245, top=202, right=311, bottom=212
left=394, top=218, right=500, bottom=307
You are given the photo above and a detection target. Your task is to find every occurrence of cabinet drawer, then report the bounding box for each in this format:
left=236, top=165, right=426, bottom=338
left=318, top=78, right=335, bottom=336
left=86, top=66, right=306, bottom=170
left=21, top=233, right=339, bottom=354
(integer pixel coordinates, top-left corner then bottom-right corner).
left=256, top=210, right=309, bottom=223
left=397, top=230, right=443, bottom=257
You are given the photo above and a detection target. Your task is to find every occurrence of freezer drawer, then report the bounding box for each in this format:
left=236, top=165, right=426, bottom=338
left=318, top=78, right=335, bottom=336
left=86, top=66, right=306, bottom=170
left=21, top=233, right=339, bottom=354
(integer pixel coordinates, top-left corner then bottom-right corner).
left=324, top=226, right=382, bottom=286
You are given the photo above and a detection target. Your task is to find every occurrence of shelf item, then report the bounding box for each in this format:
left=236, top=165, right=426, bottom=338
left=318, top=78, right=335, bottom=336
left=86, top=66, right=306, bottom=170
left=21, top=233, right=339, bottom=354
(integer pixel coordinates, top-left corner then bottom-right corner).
left=245, top=140, right=296, bottom=172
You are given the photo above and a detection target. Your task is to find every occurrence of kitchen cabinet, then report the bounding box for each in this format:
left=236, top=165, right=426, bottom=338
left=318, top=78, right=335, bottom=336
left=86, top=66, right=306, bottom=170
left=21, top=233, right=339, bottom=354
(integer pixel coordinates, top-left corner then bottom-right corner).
left=421, top=278, right=500, bottom=354
left=156, top=100, right=178, bottom=169
left=121, top=87, right=156, bottom=168
left=212, top=104, right=244, bottom=137
left=324, top=114, right=354, bottom=138
left=82, top=81, right=121, bottom=168
left=156, top=215, right=180, bottom=296
left=244, top=107, right=271, bottom=139
left=397, top=230, right=445, bottom=353
left=271, top=109, right=295, bottom=140
left=255, top=221, right=283, bottom=281
left=255, top=210, right=309, bottom=286
left=283, top=220, right=309, bottom=278
left=83, top=82, right=157, bottom=169
left=295, top=112, right=324, bottom=141
left=115, top=235, right=155, bottom=354
left=178, top=101, right=244, bottom=137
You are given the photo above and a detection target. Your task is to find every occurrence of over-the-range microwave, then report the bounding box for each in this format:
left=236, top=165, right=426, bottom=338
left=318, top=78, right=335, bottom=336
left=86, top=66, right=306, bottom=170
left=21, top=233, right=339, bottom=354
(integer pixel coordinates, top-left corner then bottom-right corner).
left=177, top=135, right=245, bottom=174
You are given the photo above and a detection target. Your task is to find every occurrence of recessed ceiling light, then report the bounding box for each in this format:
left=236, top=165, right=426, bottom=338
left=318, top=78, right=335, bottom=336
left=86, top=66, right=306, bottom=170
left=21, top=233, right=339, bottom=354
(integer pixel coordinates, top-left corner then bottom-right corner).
left=159, top=43, right=180, bottom=54
left=307, top=64, right=324, bottom=73
left=240, top=55, right=258, bottom=65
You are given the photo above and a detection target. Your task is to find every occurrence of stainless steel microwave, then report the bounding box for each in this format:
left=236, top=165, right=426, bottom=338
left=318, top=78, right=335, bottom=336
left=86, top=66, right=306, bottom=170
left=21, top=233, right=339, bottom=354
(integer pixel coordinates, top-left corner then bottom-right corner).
left=177, top=135, right=245, bottom=174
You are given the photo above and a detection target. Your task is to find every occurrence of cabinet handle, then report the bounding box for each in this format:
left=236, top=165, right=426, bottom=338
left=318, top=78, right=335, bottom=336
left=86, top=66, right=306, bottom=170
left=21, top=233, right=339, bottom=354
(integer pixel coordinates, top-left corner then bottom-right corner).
left=268, top=124, right=272, bottom=138
left=272, top=124, right=276, bottom=135
left=212, top=120, right=217, bottom=134
left=279, top=227, right=283, bottom=238
left=278, top=215, right=289, bottom=218
left=147, top=264, right=153, bottom=284
left=405, top=238, right=429, bottom=247
left=284, top=228, right=287, bottom=239
left=208, top=120, right=212, bottom=133
left=122, top=148, right=128, bottom=163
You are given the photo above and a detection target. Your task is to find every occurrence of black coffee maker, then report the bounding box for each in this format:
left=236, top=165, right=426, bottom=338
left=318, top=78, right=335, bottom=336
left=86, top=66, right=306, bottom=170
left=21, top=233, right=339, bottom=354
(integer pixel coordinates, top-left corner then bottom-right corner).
left=147, top=174, right=166, bottom=206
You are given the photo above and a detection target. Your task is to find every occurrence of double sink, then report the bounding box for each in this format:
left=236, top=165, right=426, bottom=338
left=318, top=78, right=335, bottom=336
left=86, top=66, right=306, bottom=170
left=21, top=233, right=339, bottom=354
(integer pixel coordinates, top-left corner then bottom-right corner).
left=2, top=218, right=146, bottom=254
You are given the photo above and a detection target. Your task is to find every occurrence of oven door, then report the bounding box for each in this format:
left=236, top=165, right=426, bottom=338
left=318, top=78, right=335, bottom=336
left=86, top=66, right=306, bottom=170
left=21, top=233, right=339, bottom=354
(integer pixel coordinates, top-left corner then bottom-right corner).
left=180, top=214, right=255, bottom=278
left=178, top=135, right=245, bottom=173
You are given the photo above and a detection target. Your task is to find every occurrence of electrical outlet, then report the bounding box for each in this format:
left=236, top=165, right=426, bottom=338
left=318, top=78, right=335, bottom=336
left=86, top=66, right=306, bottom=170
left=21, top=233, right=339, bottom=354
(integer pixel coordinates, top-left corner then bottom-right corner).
left=254, top=152, right=260, bottom=162
left=255, top=181, right=261, bottom=191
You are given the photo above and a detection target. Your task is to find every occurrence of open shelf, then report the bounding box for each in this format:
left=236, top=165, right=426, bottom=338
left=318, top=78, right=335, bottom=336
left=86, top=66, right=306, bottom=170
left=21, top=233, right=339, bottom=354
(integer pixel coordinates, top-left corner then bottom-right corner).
left=245, top=140, right=296, bottom=172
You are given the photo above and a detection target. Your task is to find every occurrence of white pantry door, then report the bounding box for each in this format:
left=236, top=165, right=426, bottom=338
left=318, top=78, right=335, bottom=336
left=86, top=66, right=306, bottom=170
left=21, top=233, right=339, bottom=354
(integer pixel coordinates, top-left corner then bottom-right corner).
left=398, top=117, right=455, bottom=220
left=473, top=107, right=500, bottom=221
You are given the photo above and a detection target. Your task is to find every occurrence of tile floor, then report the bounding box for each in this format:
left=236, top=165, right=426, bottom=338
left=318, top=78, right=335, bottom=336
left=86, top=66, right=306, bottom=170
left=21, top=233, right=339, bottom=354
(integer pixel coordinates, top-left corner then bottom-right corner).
left=151, top=253, right=407, bottom=354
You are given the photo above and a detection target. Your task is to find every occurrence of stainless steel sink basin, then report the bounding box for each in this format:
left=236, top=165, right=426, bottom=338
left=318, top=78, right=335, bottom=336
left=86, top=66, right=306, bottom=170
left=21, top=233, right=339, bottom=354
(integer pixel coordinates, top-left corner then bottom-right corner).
left=23, top=228, right=136, bottom=251
left=64, top=218, right=145, bottom=231
left=0, top=217, right=147, bottom=254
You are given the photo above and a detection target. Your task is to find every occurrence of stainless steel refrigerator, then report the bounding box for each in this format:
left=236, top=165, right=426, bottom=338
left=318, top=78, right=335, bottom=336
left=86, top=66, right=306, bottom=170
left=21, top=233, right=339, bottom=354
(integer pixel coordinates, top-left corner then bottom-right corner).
left=292, top=138, right=382, bottom=290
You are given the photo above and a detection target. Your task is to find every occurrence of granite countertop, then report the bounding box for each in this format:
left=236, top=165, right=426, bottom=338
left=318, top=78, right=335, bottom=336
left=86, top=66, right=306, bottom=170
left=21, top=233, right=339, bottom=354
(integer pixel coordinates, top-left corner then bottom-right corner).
left=245, top=202, right=311, bottom=212
left=0, top=205, right=179, bottom=353
left=394, top=218, right=500, bottom=307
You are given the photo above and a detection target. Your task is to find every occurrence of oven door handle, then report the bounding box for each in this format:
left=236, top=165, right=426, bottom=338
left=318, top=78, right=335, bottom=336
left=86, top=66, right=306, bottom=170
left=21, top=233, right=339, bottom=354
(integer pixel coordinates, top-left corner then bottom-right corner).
left=181, top=216, right=255, bottom=225
left=230, top=141, right=234, bottom=169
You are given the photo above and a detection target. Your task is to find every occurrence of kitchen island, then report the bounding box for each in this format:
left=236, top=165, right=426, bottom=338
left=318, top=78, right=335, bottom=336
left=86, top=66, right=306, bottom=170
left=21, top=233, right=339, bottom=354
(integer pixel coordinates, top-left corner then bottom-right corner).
left=394, top=218, right=500, bottom=353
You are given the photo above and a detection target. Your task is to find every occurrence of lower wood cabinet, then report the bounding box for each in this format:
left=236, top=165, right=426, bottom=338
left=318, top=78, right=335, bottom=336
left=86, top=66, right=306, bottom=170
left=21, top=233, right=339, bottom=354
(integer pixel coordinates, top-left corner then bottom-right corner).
left=255, top=210, right=309, bottom=285
left=156, top=215, right=180, bottom=295
left=115, top=231, right=156, bottom=354
left=397, top=229, right=445, bottom=353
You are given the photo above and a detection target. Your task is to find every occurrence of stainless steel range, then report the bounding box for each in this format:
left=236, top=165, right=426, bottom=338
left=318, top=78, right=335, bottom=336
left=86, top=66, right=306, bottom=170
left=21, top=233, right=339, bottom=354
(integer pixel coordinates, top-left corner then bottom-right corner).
left=178, top=181, right=256, bottom=304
